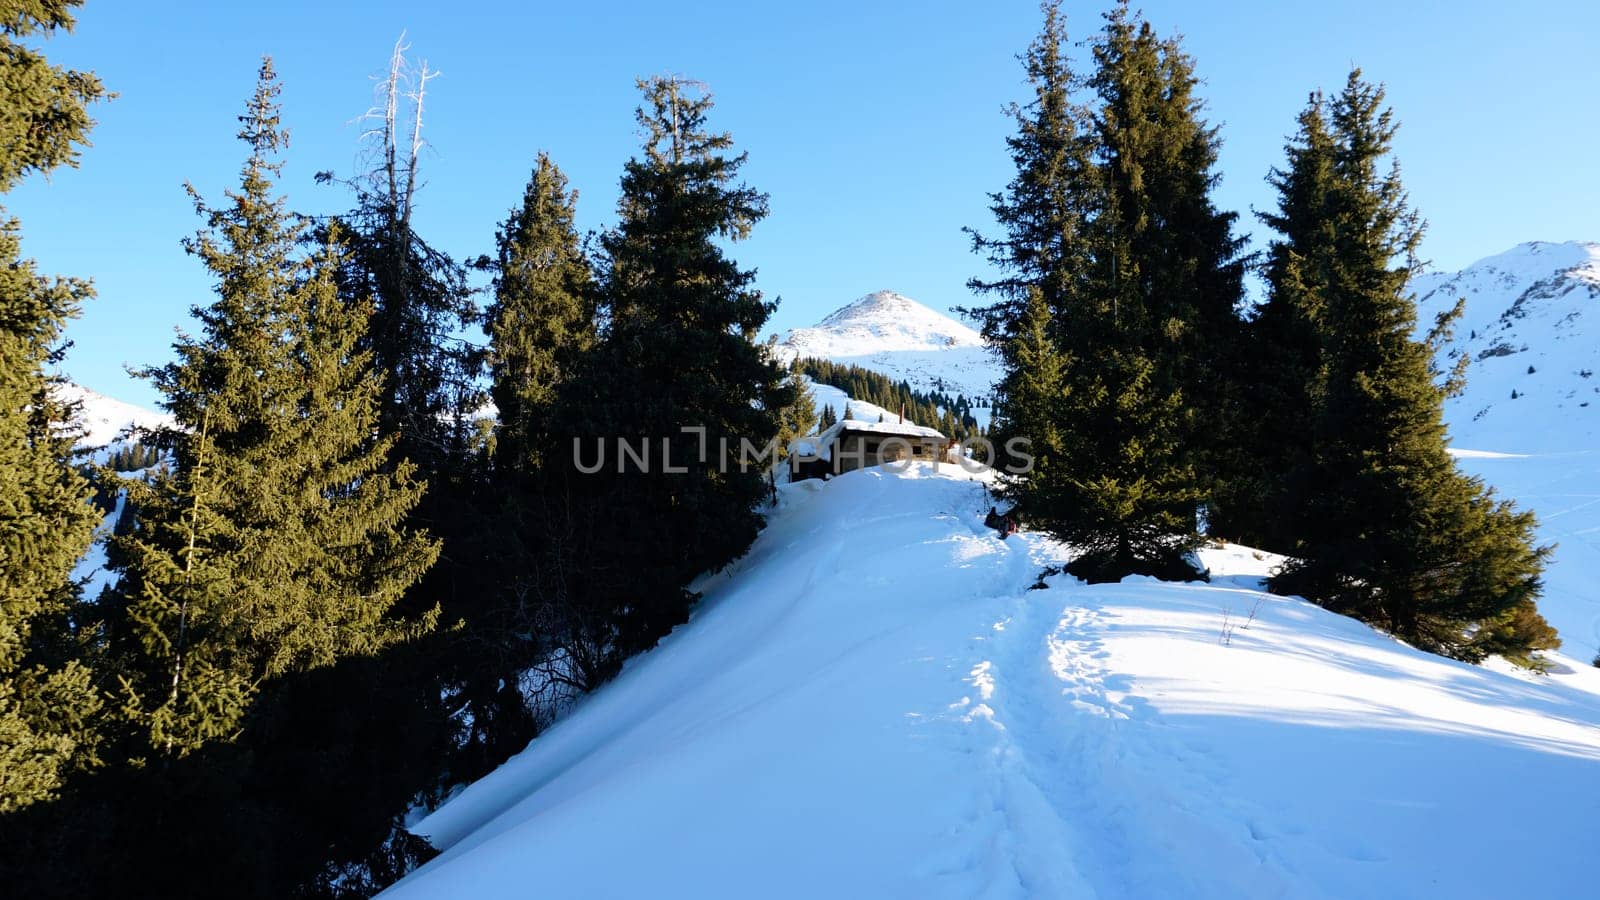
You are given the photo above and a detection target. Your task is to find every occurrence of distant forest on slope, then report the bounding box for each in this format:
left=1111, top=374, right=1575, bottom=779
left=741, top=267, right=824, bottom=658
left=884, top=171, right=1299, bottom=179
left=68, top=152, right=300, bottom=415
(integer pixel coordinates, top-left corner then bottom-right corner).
left=797, top=357, right=984, bottom=441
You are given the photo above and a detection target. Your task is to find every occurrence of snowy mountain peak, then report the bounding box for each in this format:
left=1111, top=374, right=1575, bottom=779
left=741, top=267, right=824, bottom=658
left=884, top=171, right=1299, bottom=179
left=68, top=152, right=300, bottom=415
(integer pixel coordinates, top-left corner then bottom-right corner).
left=786, top=290, right=984, bottom=357
left=774, top=291, right=997, bottom=402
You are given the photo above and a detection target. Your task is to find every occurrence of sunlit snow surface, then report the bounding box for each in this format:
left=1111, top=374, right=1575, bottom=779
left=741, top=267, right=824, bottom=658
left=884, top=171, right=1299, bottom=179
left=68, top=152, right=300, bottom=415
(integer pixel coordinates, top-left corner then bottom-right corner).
left=388, top=465, right=1600, bottom=899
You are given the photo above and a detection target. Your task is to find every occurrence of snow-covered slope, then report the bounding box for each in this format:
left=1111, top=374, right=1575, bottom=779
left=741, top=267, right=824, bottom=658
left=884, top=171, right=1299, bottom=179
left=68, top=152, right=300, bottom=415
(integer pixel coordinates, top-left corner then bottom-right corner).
left=387, top=465, right=1600, bottom=899
left=776, top=291, right=1000, bottom=401
left=1416, top=240, right=1600, bottom=451
left=1413, top=242, right=1600, bottom=660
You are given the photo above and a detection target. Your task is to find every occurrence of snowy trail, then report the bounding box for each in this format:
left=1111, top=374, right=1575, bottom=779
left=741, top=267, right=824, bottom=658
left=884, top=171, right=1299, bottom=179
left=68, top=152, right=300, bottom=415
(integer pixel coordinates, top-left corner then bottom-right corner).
left=969, top=579, right=1311, bottom=900
left=387, top=466, right=1600, bottom=899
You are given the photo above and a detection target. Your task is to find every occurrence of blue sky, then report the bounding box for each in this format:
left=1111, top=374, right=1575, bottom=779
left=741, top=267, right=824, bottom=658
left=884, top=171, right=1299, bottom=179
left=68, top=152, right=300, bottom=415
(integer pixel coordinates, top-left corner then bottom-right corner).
left=11, top=0, right=1598, bottom=407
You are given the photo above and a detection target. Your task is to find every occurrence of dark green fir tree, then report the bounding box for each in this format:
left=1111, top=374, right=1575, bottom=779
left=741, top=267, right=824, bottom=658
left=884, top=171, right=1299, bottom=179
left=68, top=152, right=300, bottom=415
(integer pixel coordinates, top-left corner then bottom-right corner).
left=568, top=75, right=793, bottom=659
left=1265, top=72, right=1556, bottom=664
left=1224, top=92, right=1338, bottom=551
left=965, top=1, right=1095, bottom=511
left=1084, top=0, right=1245, bottom=552
left=489, top=151, right=596, bottom=477
left=775, top=371, right=818, bottom=455
left=319, top=38, right=480, bottom=478
left=965, top=0, right=1095, bottom=377
left=971, top=0, right=1226, bottom=581
left=450, top=150, right=599, bottom=773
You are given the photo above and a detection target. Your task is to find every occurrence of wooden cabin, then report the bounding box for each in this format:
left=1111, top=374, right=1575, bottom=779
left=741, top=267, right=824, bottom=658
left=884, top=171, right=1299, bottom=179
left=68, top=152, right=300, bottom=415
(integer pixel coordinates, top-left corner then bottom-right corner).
left=791, top=416, right=949, bottom=480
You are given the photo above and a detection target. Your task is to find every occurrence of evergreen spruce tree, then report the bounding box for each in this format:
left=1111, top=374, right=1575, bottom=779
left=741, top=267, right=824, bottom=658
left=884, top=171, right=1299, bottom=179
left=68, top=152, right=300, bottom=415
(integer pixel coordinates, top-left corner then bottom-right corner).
left=1224, top=93, right=1338, bottom=551
left=315, top=43, right=483, bottom=690
left=489, top=152, right=595, bottom=476
left=106, top=59, right=440, bottom=758
left=0, top=0, right=108, bottom=814
left=440, top=150, right=600, bottom=773
left=819, top=403, right=837, bottom=430
left=997, top=288, right=1068, bottom=516
left=971, top=1, right=1223, bottom=580
left=1265, top=73, right=1556, bottom=663
left=775, top=374, right=818, bottom=454
left=964, top=0, right=1094, bottom=382
left=567, top=75, right=793, bottom=659
left=1084, top=1, right=1245, bottom=544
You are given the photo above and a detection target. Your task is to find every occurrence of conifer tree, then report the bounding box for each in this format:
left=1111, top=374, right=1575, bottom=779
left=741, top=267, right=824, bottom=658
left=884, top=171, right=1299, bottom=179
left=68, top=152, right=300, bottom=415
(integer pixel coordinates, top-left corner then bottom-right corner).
left=1265, top=73, right=1556, bottom=662
left=315, top=42, right=482, bottom=671
left=434, top=150, right=601, bottom=770
left=489, top=152, right=595, bottom=476
left=1221, top=93, right=1337, bottom=550
left=321, top=38, right=479, bottom=476
left=971, top=1, right=1214, bottom=580
left=819, top=403, right=837, bottom=430
left=1086, top=0, right=1245, bottom=538
left=106, top=59, right=439, bottom=758
left=997, top=289, right=1067, bottom=515
left=965, top=0, right=1094, bottom=372
left=0, top=0, right=108, bottom=813
left=776, top=374, right=817, bottom=453
left=567, top=75, right=792, bottom=659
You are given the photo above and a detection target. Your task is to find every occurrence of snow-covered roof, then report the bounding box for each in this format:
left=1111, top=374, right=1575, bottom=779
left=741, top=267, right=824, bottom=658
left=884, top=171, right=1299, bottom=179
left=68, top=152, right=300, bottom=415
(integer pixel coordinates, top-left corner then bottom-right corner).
left=818, top=418, right=946, bottom=445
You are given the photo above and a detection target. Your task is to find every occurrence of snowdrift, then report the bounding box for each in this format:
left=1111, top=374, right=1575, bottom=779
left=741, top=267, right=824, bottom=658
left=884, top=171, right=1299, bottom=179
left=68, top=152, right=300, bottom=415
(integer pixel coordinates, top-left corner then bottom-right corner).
left=386, top=465, right=1600, bottom=899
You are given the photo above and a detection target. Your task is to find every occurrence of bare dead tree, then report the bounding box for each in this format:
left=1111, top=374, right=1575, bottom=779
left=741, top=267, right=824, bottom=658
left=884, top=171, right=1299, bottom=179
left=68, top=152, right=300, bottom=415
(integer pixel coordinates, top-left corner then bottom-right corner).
left=354, top=32, right=440, bottom=229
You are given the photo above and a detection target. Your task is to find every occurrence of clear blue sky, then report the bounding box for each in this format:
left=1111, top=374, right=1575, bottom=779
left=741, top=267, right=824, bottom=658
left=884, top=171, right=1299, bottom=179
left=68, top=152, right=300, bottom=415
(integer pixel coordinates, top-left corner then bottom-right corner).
left=11, top=0, right=1598, bottom=408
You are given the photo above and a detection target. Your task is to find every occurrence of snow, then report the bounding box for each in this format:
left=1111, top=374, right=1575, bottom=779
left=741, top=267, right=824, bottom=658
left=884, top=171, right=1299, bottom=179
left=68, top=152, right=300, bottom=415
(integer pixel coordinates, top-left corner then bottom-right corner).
left=385, top=465, right=1600, bottom=899
left=803, top=378, right=899, bottom=430
left=1450, top=448, right=1600, bottom=665
left=817, top=417, right=946, bottom=442
left=70, top=491, right=124, bottom=601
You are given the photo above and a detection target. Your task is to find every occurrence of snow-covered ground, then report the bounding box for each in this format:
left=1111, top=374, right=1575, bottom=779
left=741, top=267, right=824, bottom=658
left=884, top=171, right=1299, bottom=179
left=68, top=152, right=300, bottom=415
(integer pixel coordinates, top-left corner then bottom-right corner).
left=386, top=464, right=1600, bottom=899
